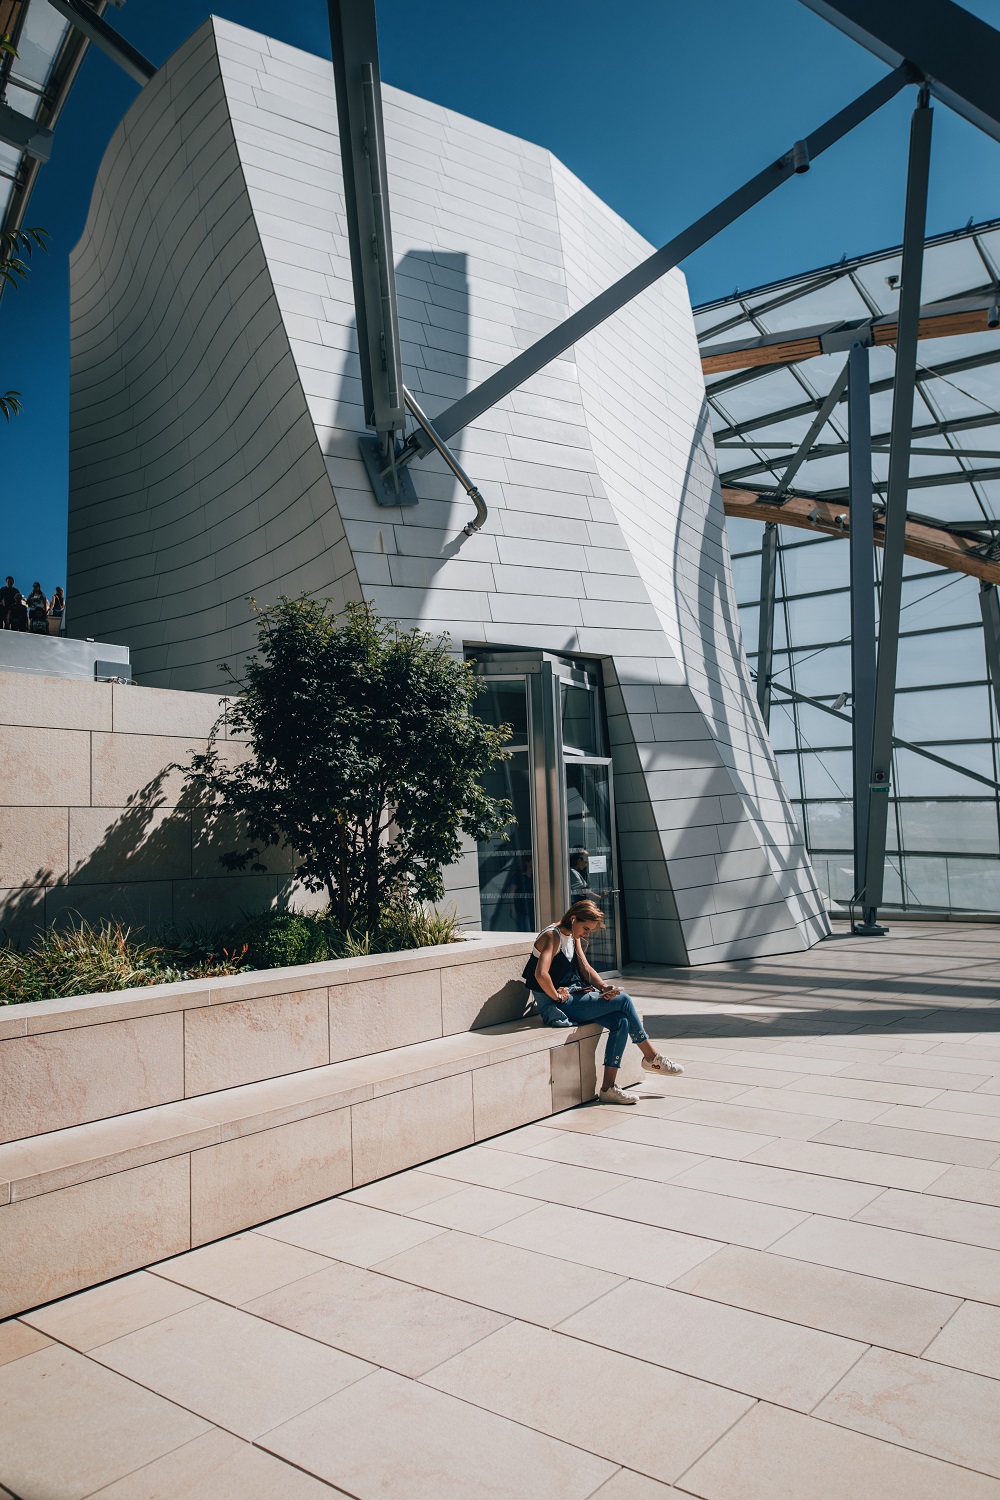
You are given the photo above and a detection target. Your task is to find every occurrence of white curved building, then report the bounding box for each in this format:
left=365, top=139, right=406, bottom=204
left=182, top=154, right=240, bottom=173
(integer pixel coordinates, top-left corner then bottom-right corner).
left=67, top=18, right=828, bottom=964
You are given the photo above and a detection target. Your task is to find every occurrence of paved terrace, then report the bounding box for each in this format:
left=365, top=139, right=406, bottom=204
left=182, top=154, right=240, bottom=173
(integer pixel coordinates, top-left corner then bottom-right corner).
left=3, top=920, right=1000, bottom=1499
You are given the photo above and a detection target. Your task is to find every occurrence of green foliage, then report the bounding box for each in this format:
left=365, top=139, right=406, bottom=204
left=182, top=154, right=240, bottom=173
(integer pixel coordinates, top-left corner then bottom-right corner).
left=188, top=598, right=511, bottom=932
left=0, top=226, right=47, bottom=292
left=0, top=919, right=250, bottom=1005
left=0, top=391, right=22, bottom=421
left=235, top=902, right=461, bottom=971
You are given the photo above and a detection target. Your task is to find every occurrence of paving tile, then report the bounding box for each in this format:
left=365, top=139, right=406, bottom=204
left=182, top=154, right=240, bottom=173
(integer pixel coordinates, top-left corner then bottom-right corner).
left=812, top=1119, right=1000, bottom=1167
left=665, top=1157, right=882, bottom=1218
left=874, top=1104, right=1000, bottom=1144
left=778, top=1073, right=944, bottom=1107
left=375, top=1226, right=623, bottom=1325
left=600, top=1115, right=776, bottom=1159
left=486, top=1200, right=720, bottom=1285
left=0, top=1318, right=51, bottom=1365
left=245, top=1258, right=507, bottom=1376
left=921, top=1090, right=1000, bottom=1119
left=87, top=1428, right=340, bottom=1499
left=501, top=1162, right=633, bottom=1206
left=0, top=1344, right=209, bottom=1500
left=590, top=1472, right=681, bottom=1498
left=816, top=1346, right=1000, bottom=1477
left=523, top=1129, right=705, bottom=1182
left=732, top=1085, right=891, bottom=1123
left=151, top=1231, right=333, bottom=1305
left=484, top=1122, right=564, bottom=1151
left=408, top=1183, right=540, bottom=1232
left=668, top=1059, right=816, bottom=1089
left=671, top=1244, right=959, bottom=1354
left=854, top=1186, right=1000, bottom=1251
left=344, top=1167, right=467, bottom=1213
left=424, top=1320, right=753, bottom=1484
left=22, top=1270, right=205, bottom=1352
left=670, top=1100, right=835, bottom=1141
left=416, top=1145, right=554, bottom=1189
left=769, top=1213, right=1000, bottom=1303
left=585, top=1177, right=808, bottom=1249
left=923, top=1301, right=1000, bottom=1380
left=839, top=1062, right=992, bottom=1092
left=925, top=1165, right=1000, bottom=1208
left=547, top=1107, right=626, bottom=1135
left=259, top=1366, right=616, bottom=1498
left=677, top=1399, right=1000, bottom=1499
left=258, top=1198, right=445, bottom=1265
left=559, top=1280, right=865, bottom=1410
left=91, top=1299, right=373, bottom=1439
left=748, top=1137, right=954, bottom=1190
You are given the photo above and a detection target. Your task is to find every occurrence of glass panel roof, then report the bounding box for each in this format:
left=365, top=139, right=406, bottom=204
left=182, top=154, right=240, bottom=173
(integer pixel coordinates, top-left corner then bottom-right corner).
left=0, top=0, right=72, bottom=225
left=696, top=219, right=1000, bottom=536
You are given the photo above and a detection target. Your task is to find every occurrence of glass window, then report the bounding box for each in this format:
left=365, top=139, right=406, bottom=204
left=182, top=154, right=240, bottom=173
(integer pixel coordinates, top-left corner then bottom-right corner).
left=896, top=628, right=986, bottom=690
left=564, top=759, right=616, bottom=969
left=784, top=594, right=851, bottom=649
left=892, top=745, right=997, bottom=798
left=561, top=681, right=603, bottom=756
left=898, top=801, right=999, bottom=856
left=893, top=686, right=992, bottom=743
left=943, top=856, right=1000, bottom=912
left=475, top=679, right=528, bottom=745
left=478, top=752, right=535, bottom=931
left=800, top=750, right=853, bottom=799
left=803, top=800, right=854, bottom=850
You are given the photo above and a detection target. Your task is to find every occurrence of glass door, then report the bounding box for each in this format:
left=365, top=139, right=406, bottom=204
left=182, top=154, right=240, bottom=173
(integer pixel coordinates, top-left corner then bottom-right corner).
left=564, top=757, right=620, bottom=970
left=475, top=677, right=536, bottom=932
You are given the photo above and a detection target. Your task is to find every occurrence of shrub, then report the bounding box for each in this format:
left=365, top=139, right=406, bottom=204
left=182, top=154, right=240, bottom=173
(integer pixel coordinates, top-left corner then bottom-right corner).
left=0, top=918, right=249, bottom=1005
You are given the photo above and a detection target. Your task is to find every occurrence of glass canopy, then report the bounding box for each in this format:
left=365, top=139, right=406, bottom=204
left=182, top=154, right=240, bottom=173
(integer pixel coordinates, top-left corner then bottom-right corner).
left=695, top=220, right=1000, bottom=914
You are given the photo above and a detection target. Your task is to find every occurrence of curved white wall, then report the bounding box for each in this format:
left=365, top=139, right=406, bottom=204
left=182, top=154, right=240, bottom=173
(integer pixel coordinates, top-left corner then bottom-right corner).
left=68, top=18, right=829, bottom=963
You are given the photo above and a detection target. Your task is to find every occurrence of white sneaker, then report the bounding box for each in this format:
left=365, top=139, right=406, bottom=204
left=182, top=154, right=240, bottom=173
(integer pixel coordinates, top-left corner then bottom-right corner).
left=598, top=1084, right=640, bottom=1105
left=641, top=1053, right=685, bottom=1076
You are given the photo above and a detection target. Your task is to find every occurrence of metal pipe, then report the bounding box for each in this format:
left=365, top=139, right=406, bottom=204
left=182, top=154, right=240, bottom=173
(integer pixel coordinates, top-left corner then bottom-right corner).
left=402, top=387, right=488, bottom=535
left=847, top=339, right=877, bottom=904
left=757, top=522, right=779, bottom=726
left=858, top=89, right=933, bottom=933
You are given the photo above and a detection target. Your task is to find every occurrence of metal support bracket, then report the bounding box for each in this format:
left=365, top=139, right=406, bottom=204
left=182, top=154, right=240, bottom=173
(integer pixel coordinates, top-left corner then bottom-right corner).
left=44, top=0, right=156, bottom=83
left=0, top=102, right=53, bottom=161
left=358, top=435, right=418, bottom=508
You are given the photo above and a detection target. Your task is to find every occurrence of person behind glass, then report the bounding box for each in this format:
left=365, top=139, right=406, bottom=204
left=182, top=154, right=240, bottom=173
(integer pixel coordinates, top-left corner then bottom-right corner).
left=26, top=582, right=48, bottom=634
left=0, top=576, right=16, bottom=628
left=48, top=586, right=65, bottom=632
left=8, top=589, right=28, bottom=631
left=523, top=898, right=684, bottom=1105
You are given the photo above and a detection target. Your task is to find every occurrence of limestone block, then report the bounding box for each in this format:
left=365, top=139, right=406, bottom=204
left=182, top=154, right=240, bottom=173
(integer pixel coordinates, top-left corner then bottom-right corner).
left=0, top=1012, right=185, bottom=1143
left=111, top=683, right=226, bottom=738
left=68, top=805, right=192, bottom=884
left=351, top=1074, right=474, bottom=1185
left=472, top=1052, right=553, bottom=1141
left=189, top=1108, right=352, bottom=1244
left=440, top=954, right=532, bottom=1035
left=0, top=672, right=112, bottom=731
left=89, top=733, right=205, bottom=808
left=171, top=874, right=278, bottom=929
left=184, top=990, right=330, bottom=1095
left=44, top=879, right=175, bottom=935
left=328, top=969, right=442, bottom=1064
left=0, top=727, right=90, bottom=806
left=549, top=1041, right=583, bottom=1113
left=0, top=806, right=69, bottom=885
left=0, top=1158, right=190, bottom=1318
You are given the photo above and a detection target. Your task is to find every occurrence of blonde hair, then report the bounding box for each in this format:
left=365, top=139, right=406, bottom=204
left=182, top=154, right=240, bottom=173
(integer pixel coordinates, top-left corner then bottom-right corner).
left=560, top=898, right=605, bottom=930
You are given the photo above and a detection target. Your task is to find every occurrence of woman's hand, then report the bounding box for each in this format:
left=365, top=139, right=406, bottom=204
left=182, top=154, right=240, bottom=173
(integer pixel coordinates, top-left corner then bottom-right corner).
left=556, top=986, right=571, bottom=1001
left=599, top=983, right=621, bottom=998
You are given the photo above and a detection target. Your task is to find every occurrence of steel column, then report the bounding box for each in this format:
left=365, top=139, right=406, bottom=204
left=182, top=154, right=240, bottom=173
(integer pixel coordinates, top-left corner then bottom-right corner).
left=857, top=92, right=934, bottom=933
left=980, top=582, right=1000, bottom=729
left=847, top=339, right=877, bottom=899
left=757, top=523, right=779, bottom=726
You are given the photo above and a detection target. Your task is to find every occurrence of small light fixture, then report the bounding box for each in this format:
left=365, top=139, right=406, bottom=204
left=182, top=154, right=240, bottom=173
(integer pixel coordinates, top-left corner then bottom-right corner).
left=988, top=304, right=1000, bottom=330
left=791, top=140, right=810, bottom=174
left=832, top=692, right=849, bottom=711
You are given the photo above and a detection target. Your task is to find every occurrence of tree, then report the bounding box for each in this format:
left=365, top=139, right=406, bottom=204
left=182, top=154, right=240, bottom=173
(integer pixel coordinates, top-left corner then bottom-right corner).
left=188, top=597, right=513, bottom=934
left=1, top=225, right=48, bottom=421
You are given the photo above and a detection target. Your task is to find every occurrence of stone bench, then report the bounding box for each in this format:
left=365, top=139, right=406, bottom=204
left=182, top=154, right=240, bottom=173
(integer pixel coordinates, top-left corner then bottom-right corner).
left=0, top=935, right=641, bottom=1316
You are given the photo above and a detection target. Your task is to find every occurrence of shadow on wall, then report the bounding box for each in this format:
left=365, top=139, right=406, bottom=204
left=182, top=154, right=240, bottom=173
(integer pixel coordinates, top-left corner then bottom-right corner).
left=0, top=766, right=298, bottom=947
left=337, top=249, right=478, bottom=577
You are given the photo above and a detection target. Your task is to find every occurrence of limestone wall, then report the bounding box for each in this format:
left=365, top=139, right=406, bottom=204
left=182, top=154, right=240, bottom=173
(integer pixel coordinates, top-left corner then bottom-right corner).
left=0, top=670, right=295, bottom=941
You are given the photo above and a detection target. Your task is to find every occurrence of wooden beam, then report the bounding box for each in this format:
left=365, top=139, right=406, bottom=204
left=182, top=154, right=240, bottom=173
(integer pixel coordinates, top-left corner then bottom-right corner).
left=722, top=485, right=1000, bottom=584
left=702, top=304, right=999, bottom=374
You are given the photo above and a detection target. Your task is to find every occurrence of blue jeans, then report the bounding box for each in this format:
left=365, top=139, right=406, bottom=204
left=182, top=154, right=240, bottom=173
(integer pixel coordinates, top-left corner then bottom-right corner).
left=534, top=986, right=648, bottom=1068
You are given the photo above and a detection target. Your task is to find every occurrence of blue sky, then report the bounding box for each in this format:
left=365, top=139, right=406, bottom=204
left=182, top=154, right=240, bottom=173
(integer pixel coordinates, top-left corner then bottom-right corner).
left=3, top=0, right=1000, bottom=590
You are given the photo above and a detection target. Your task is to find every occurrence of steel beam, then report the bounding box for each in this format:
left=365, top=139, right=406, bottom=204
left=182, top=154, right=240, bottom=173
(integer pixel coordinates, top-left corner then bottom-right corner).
left=328, top=0, right=405, bottom=445
left=757, top=523, right=779, bottom=725
left=799, top=0, right=1000, bottom=145
left=773, top=358, right=850, bottom=498
left=847, top=340, right=877, bottom=903
left=0, top=101, right=53, bottom=161
left=44, top=0, right=155, bottom=84
left=980, top=583, right=1000, bottom=730
left=858, top=92, right=934, bottom=934
left=409, top=67, right=909, bottom=450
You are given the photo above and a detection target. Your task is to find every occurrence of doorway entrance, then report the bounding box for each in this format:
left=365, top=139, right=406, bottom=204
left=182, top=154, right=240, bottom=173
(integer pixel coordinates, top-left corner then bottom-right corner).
left=472, top=650, right=621, bottom=968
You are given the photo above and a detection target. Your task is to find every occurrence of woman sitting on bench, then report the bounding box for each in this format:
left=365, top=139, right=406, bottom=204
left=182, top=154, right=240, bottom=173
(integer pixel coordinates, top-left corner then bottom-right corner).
left=524, top=898, right=684, bottom=1106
